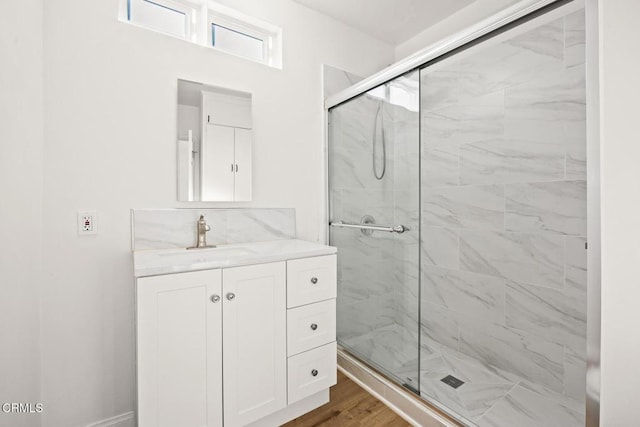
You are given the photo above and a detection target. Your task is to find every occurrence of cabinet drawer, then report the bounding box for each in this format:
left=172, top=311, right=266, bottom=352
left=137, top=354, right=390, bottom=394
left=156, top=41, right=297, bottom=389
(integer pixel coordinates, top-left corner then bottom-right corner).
left=287, top=255, right=336, bottom=308
left=287, top=342, right=337, bottom=404
left=287, top=299, right=336, bottom=356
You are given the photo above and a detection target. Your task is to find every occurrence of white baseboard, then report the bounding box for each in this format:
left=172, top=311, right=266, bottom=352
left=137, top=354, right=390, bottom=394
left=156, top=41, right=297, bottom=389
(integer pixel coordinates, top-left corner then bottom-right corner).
left=85, top=411, right=135, bottom=427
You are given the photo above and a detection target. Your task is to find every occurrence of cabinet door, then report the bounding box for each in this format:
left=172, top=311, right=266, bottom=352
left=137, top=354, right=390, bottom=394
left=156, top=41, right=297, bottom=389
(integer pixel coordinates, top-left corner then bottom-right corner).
left=222, top=262, right=287, bottom=426
left=201, top=124, right=234, bottom=201
left=202, top=91, right=252, bottom=129
left=233, top=128, right=252, bottom=201
left=137, top=270, right=223, bottom=427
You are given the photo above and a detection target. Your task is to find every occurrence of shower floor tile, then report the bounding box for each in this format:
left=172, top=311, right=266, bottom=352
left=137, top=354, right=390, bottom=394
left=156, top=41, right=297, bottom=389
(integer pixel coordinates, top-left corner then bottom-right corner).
left=476, top=384, right=585, bottom=427
left=341, top=324, right=421, bottom=388
left=340, top=325, right=584, bottom=427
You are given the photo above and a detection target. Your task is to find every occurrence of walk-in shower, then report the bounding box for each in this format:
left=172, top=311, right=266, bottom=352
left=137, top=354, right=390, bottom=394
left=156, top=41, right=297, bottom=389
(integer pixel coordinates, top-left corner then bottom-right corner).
left=328, top=1, right=593, bottom=426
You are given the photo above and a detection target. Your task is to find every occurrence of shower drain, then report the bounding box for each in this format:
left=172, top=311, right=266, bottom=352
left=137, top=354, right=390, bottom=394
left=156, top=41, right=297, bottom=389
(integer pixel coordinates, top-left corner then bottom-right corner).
left=441, top=375, right=465, bottom=389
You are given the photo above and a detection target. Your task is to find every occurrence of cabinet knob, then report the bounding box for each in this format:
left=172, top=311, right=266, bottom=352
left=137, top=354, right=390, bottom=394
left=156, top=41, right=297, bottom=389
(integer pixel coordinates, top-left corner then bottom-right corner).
left=310, top=277, right=318, bottom=284
left=226, top=293, right=236, bottom=301
left=311, top=369, right=318, bottom=377
left=210, top=294, right=220, bottom=303
left=310, top=323, right=318, bottom=331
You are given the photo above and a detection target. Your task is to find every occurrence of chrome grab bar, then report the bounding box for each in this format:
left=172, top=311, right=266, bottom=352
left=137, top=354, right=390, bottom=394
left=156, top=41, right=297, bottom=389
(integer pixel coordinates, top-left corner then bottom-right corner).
left=329, top=221, right=409, bottom=234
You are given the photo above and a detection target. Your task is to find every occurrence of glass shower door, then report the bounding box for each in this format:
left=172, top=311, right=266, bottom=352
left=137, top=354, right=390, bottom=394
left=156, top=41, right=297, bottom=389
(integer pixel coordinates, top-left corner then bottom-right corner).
left=328, top=70, right=420, bottom=390
left=418, top=6, right=587, bottom=426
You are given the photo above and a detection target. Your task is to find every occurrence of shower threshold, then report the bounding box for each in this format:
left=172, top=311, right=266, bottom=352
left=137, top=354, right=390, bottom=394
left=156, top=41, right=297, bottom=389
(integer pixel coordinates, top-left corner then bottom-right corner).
left=337, top=346, right=463, bottom=427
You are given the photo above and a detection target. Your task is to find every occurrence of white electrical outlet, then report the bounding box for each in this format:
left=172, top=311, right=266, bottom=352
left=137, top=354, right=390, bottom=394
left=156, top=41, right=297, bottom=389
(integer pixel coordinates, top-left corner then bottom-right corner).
left=78, top=211, right=98, bottom=235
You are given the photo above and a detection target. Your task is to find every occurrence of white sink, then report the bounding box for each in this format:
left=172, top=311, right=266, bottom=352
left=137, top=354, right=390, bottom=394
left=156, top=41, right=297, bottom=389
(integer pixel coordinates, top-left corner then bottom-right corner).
left=133, top=239, right=337, bottom=277
left=153, top=246, right=255, bottom=265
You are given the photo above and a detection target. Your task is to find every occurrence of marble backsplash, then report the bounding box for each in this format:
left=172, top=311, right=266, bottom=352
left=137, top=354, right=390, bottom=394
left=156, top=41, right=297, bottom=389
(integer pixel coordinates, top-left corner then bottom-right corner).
left=131, top=208, right=296, bottom=250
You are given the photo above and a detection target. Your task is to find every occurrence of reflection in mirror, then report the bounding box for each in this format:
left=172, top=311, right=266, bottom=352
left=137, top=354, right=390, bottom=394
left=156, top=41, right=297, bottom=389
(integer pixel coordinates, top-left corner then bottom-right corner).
left=177, top=79, right=252, bottom=201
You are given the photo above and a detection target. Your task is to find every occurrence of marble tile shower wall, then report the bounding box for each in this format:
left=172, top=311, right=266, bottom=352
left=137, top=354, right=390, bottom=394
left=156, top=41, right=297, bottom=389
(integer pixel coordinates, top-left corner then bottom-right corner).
left=323, top=64, right=363, bottom=98
left=391, top=91, right=421, bottom=359
left=332, top=94, right=397, bottom=344
left=331, top=90, right=421, bottom=359
left=420, top=10, right=586, bottom=403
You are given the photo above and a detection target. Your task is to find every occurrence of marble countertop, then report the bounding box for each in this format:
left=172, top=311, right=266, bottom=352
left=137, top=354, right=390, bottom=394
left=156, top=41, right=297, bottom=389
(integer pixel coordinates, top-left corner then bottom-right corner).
left=133, top=239, right=337, bottom=278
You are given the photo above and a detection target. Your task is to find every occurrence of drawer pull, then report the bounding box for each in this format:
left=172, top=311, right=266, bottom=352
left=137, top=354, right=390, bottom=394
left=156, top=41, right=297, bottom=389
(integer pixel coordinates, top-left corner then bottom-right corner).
left=310, top=277, right=318, bottom=284
left=226, top=293, right=236, bottom=301
left=310, top=323, right=318, bottom=331
left=311, top=369, right=318, bottom=377
left=210, top=294, right=220, bottom=303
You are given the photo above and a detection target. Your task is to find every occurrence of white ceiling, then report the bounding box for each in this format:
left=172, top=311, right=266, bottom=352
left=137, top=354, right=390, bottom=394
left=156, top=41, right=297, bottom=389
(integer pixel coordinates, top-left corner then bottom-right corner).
left=292, top=0, right=476, bottom=45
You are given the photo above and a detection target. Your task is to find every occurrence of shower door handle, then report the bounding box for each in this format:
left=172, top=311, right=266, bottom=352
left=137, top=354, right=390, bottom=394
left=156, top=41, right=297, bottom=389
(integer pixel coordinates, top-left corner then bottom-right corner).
left=329, top=221, right=410, bottom=234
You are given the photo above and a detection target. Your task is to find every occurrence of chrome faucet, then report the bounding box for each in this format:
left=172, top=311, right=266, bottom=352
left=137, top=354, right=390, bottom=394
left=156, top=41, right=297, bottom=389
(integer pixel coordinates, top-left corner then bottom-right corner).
left=189, top=214, right=215, bottom=249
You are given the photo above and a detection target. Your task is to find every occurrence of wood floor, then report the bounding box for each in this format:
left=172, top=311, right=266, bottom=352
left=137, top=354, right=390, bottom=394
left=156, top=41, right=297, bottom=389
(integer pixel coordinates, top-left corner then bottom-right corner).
left=283, top=370, right=410, bottom=427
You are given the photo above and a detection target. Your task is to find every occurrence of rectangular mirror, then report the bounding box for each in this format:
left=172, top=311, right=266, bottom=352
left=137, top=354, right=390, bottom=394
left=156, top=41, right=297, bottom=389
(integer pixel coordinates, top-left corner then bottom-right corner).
left=177, top=79, right=253, bottom=201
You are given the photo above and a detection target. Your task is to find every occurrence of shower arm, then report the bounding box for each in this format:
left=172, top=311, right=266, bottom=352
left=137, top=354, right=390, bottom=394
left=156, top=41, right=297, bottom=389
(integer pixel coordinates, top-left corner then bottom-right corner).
left=329, top=221, right=409, bottom=234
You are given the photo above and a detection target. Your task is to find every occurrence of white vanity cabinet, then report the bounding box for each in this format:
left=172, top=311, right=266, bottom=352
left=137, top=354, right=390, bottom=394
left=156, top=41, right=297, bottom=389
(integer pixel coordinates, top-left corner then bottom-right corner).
left=135, top=247, right=337, bottom=427
left=137, top=262, right=287, bottom=427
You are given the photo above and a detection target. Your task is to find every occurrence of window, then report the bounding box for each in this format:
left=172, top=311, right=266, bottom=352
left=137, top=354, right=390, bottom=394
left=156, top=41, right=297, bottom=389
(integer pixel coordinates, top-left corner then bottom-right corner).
left=211, top=24, right=264, bottom=63
left=128, top=0, right=196, bottom=40
left=122, top=0, right=282, bottom=68
left=207, top=2, right=281, bottom=67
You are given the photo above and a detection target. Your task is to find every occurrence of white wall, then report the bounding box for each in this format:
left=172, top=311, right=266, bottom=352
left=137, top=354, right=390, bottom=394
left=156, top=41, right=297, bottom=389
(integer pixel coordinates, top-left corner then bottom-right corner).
left=394, top=0, right=521, bottom=60
left=40, top=0, right=393, bottom=425
left=0, top=1, right=43, bottom=427
left=598, top=0, right=640, bottom=425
